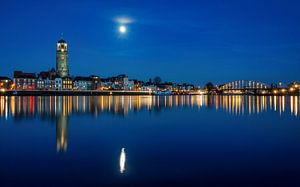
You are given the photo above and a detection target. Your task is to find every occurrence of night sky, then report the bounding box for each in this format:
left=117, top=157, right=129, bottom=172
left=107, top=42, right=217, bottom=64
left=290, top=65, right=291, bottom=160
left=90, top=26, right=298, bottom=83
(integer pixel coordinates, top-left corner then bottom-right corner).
left=0, top=0, right=299, bottom=85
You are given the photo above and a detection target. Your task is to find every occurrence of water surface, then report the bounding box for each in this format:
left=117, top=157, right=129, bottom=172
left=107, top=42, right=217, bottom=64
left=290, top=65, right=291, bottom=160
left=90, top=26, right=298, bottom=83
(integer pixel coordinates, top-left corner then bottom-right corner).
left=0, top=95, right=300, bottom=187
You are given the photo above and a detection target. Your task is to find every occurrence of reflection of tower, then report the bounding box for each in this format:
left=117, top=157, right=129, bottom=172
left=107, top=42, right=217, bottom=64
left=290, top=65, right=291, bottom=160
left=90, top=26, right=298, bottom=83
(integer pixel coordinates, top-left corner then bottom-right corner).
left=56, top=38, right=69, bottom=78
left=56, top=115, right=68, bottom=152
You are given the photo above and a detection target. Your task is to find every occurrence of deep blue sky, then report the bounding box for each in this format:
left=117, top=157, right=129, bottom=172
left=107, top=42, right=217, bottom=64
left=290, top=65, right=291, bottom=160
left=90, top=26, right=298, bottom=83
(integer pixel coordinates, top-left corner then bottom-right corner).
left=0, top=0, right=299, bottom=85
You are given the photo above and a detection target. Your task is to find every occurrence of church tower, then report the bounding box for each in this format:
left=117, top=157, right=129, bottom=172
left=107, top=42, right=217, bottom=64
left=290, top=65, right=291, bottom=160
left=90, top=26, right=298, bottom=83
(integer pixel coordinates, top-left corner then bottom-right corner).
left=56, top=38, right=69, bottom=78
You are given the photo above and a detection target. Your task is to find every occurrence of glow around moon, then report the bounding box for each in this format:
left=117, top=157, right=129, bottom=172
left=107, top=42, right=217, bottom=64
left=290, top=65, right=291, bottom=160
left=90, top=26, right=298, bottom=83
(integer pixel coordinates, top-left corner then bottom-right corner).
left=114, top=16, right=134, bottom=24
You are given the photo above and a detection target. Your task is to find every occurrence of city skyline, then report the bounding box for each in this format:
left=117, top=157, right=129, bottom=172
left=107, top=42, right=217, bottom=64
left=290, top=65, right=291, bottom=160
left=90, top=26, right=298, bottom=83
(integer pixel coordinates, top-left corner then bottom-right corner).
left=1, top=1, right=300, bottom=186
left=1, top=0, right=300, bottom=85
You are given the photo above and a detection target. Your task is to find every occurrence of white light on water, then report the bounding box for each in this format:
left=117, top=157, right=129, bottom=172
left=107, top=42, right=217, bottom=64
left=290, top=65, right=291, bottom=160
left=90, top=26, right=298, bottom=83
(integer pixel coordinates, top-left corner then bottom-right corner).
left=120, top=148, right=126, bottom=173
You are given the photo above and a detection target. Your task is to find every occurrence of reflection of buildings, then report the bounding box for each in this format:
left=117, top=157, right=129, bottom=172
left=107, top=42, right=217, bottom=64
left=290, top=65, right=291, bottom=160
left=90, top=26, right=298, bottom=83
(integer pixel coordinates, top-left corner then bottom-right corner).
left=56, top=115, right=68, bottom=152
left=1, top=95, right=299, bottom=153
left=0, top=95, right=299, bottom=119
left=213, top=95, right=299, bottom=116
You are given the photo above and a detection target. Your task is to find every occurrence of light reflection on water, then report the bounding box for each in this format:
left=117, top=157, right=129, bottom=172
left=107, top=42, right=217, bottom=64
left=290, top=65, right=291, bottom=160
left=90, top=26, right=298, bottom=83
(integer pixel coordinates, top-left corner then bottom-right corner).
left=1, top=95, right=300, bottom=186
left=0, top=95, right=299, bottom=118
left=120, top=148, right=126, bottom=174
left=1, top=95, right=299, bottom=153
left=56, top=115, right=68, bottom=152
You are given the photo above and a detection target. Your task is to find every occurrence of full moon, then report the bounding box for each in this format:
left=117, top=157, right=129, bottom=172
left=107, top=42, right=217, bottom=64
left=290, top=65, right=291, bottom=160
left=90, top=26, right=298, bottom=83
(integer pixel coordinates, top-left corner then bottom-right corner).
left=119, top=25, right=127, bottom=34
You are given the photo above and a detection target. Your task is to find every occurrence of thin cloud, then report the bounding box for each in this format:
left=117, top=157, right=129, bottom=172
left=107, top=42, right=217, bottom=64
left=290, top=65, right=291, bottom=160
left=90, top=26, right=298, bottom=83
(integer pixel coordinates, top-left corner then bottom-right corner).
left=114, top=16, right=135, bottom=24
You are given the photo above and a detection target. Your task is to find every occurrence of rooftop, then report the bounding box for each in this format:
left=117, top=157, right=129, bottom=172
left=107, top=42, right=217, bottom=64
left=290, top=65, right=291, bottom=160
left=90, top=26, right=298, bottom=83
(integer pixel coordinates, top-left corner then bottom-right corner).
left=14, top=71, right=36, bottom=79
left=0, top=76, right=11, bottom=80
left=58, top=39, right=66, bottom=44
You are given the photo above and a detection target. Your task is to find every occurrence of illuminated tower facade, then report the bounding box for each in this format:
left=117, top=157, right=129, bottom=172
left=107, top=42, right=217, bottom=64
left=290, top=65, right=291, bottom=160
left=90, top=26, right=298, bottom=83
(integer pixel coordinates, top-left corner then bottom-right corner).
left=56, top=39, right=69, bottom=78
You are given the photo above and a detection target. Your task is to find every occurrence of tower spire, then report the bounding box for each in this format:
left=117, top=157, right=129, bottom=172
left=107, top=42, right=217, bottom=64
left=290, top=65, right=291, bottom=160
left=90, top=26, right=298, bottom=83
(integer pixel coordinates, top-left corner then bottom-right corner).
left=60, top=32, right=64, bottom=39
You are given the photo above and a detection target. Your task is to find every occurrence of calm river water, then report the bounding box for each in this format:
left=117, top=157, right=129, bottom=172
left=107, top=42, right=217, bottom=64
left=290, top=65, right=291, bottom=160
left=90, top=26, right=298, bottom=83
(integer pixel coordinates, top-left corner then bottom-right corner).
left=0, top=95, right=300, bottom=187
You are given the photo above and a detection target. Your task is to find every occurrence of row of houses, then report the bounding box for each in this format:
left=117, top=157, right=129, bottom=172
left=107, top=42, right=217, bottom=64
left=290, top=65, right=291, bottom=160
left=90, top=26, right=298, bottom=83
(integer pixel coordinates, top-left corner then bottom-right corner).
left=13, top=69, right=115, bottom=90
left=1, top=70, right=197, bottom=92
left=0, top=70, right=129, bottom=91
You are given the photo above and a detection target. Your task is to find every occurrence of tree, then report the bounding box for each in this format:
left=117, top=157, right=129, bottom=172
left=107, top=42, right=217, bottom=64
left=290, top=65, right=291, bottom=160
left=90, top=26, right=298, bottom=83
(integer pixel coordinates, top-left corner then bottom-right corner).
left=153, top=76, right=162, bottom=85
left=204, top=82, right=215, bottom=92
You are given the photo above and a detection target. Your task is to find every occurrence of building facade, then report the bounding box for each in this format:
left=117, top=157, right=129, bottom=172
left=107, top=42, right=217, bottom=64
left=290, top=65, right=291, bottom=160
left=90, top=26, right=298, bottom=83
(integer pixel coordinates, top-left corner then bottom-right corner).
left=73, top=76, right=93, bottom=90
left=0, top=76, right=12, bottom=90
left=55, top=78, right=63, bottom=90
left=13, top=71, right=36, bottom=90
left=56, top=39, right=69, bottom=78
left=90, top=75, right=101, bottom=90
left=37, top=71, right=54, bottom=90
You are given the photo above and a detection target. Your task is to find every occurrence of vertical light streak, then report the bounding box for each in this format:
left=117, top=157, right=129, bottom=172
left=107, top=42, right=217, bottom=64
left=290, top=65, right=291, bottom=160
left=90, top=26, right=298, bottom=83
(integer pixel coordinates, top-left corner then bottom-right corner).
left=120, top=148, right=126, bottom=174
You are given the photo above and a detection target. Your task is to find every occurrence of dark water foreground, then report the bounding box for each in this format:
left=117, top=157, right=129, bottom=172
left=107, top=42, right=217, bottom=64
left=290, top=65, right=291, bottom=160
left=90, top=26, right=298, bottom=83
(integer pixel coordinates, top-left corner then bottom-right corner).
left=0, top=95, right=300, bottom=187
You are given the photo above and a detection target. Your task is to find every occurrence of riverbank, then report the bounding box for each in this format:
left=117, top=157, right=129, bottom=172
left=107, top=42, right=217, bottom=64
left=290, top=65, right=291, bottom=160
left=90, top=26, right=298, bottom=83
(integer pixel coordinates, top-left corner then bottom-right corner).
left=0, top=90, right=153, bottom=96
left=0, top=90, right=299, bottom=96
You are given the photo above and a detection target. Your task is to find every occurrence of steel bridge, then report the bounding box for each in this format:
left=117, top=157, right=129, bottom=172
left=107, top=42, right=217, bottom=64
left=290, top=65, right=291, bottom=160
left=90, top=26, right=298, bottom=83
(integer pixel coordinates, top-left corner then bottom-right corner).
left=219, top=80, right=269, bottom=91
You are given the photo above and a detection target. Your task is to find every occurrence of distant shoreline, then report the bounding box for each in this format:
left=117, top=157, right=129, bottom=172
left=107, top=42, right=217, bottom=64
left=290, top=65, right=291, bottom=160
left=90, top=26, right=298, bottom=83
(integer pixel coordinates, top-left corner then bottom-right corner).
left=0, top=90, right=153, bottom=96
left=0, top=90, right=299, bottom=96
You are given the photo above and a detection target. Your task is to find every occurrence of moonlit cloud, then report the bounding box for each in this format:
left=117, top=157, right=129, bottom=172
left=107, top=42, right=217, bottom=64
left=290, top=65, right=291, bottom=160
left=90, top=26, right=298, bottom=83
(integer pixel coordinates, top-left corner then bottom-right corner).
left=114, top=16, right=135, bottom=24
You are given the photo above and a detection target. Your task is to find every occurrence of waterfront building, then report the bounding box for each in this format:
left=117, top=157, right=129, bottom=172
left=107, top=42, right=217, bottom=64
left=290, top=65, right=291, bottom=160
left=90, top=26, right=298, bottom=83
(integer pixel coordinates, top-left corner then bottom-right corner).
left=36, top=69, right=60, bottom=90
left=90, top=75, right=101, bottom=90
left=158, top=82, right=174, bottom=91
left=62, top=77, right=73, bottom=90
left=73, top=76, right=93, bottom=90
left=141, top=84, right=157, bottom=92
left=13, top=71, right=36, bottom=90
left=123, top=76, right=129, bottom=89
left=288, top=82, right=300, bottom=93
left=55, top=77, right=63, bottom=90
left=56, top=38, right=69, bottom=78
left=37, top=71, right=54, bottom=90
left=125, top=80, right=135, bottom=90
left=100, top=78, right=113, bottom=90
left=37, top=74, right=47, bottom=90
left=140, top=80, right=154, bottom=91
left=0, top=76, right=13, bottom=90
left=134, top=80, right=144, bottom=91
left=112, top=74, right=129, bottom=89
left=101, top=74, right=129, bottom=90
left=175, top=83, right=194, bottom=92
